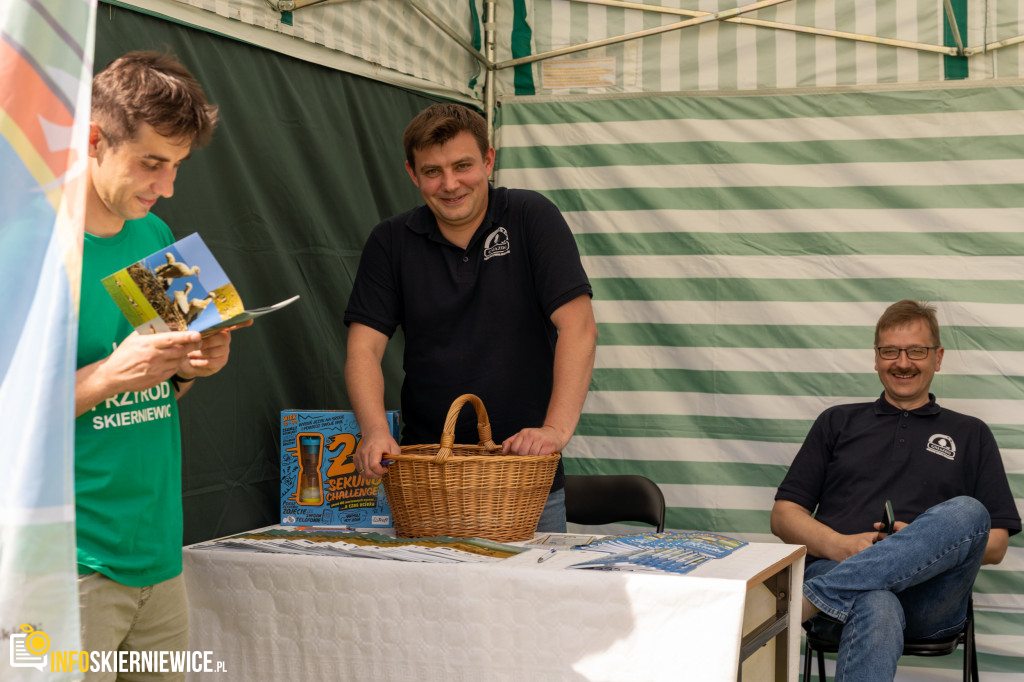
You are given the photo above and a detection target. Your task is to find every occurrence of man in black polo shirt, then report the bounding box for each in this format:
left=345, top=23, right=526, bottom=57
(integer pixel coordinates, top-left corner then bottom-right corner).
left=771, top=299, right=1020, bottom=682
left=343, top=103, right=597, bottom=531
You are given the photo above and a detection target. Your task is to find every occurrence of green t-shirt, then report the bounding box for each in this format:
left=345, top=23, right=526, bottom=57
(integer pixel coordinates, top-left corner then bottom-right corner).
left=76, top=214, right=183, bottom=587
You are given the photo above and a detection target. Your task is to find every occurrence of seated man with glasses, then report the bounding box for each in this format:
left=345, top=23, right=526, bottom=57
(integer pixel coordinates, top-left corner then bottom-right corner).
left=771, top=299, right=1020, bottom=682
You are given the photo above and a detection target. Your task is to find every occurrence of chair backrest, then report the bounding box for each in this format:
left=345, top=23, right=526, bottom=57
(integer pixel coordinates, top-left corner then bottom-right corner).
left=564, top=474, right=666, bottom=533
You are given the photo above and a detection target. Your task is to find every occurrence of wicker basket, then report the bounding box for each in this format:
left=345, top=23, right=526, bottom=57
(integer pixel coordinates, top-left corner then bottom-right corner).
left=382, top=394, right=560, bottom=542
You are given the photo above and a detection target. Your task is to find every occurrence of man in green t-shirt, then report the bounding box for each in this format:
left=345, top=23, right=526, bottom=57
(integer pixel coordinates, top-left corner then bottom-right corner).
left=75, top=51, right=236, bottom=674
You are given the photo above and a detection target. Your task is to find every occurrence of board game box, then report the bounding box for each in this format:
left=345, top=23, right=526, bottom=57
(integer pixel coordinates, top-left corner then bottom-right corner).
left=280, top=410, right=400, bottom=527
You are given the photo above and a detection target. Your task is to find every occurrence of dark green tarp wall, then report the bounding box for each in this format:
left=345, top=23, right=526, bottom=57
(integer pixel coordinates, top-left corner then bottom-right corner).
left=96, top=3, right=436, bottom=543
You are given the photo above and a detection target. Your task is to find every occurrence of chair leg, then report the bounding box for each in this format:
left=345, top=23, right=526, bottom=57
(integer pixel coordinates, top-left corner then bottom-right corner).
left=966, top=618, right=978, bottom=682
left=803, top=640, right=811, bottom=682
left=817, top=648, right=827, bottom=682
left=963, top=634, right=970, bottom=682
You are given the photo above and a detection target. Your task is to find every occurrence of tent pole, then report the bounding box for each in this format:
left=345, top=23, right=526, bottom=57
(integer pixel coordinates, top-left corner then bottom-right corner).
left=942, top=0, right=966, bottom=56
left=408, top=0, right=490, bottom=68
left=406, top=0, right=495, bottom=138
left=965, top=33, right=1024, bottom=57
left=570, top=0, right=957, bottom=56
left=494, top=0, right=790, bottom=70
left=484, top=0, right=496, bottom=145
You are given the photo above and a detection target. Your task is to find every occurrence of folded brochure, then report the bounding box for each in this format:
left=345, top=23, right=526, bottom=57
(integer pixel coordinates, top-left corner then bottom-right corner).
left=568, top=531, right=747, bottom=575
left=102, top=232, right=298, bottom=336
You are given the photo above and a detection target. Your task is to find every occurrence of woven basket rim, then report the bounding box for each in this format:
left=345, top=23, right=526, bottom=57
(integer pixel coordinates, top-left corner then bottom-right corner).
left=391, top=452, right=560, bottom=464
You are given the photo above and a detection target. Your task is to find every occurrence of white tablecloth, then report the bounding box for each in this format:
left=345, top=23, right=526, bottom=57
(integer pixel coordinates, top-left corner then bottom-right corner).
left=183, top=537, right=803, bottom=681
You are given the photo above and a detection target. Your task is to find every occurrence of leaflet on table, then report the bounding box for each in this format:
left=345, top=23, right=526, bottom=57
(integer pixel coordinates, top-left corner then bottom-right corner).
left=569, top=547, right=713, bottom=575
left=188, top=528, right=528, bottom=562
left=568, top=531, right=747, bottom=575
left=101, top=232, right=299, bottom=337
left=574, top=531, right=746, bottom=557
left=526, top=533, right=598, bottom=547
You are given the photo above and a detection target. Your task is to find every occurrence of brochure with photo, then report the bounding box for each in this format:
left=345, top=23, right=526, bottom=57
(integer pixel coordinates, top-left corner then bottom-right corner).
left=101, top=232, right=298, bottom=336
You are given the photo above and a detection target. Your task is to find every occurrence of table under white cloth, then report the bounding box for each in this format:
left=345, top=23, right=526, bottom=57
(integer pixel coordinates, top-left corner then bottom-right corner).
left=183, top=535, right=803, bottom=681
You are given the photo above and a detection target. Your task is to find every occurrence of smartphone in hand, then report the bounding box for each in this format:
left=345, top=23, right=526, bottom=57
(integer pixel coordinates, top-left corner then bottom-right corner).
left=881, top=499, right=896, bottom=536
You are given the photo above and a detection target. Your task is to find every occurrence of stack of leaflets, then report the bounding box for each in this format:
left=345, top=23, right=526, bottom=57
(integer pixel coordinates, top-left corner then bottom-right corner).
left=568, top=531, right=747, bottom=575
left=188, top=528, right=526, bottom=563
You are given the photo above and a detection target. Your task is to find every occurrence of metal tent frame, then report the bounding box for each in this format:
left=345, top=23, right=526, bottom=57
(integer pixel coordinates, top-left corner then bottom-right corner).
left=267, top=0, right=1021, bottom=142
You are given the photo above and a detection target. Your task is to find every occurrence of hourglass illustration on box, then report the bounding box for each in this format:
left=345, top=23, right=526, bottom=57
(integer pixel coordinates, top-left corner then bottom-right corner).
left=296, top=433, right=324, bottom=505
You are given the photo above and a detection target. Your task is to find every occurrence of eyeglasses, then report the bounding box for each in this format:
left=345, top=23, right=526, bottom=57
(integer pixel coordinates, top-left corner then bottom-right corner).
left=875, top=346, right=939, bottom=360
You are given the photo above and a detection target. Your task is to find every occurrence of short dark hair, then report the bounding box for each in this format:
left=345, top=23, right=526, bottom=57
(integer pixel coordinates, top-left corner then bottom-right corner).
left=402, top=103, right=488, bottom=168
left=92, top=51, right=218, bottom=149
left=875, top=300, right=941, bottom=347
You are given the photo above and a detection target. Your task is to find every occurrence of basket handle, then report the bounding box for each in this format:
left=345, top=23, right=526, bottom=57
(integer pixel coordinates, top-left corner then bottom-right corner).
left=435, top=394, right=499, bottom=464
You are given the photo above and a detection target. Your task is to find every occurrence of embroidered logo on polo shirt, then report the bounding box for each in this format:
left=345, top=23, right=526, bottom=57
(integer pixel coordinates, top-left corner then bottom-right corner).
left=926, top=434, right=956, bottom=461
left=483, top=226, right=511, bottom=261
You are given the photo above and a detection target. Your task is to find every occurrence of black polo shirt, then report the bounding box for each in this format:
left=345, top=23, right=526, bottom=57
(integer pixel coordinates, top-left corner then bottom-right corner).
left=345, top=186, right=592, bottom=490
left=776, top=393, right=1020, bottom=553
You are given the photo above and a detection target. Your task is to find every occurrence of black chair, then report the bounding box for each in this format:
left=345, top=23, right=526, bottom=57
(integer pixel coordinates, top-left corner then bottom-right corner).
left=803, top=596, right=978, bottom=681
left=564, top=474, right=666, bottom=533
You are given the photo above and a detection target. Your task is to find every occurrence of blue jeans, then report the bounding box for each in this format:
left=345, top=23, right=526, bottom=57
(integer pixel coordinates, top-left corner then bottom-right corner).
left=536, top=486, right=567, bottom=533
left=803, top=496, right=990, bottom=682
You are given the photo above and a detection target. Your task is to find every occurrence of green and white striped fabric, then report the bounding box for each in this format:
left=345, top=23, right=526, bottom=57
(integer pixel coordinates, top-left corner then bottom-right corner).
left=120, top=0, right=485, bottom=101
left=495, top=0, right=1024, bottom=96
left=494, top=82, right=1024, bottom=679
left=131, top=1, right=1024, bottom=101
